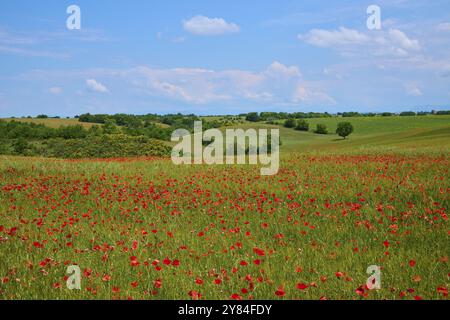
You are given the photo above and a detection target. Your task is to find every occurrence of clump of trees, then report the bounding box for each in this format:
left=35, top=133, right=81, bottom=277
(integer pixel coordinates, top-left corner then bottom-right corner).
left=400, top=111, right=416, bottom=116
left=0, top=120, right=171, bottom=158
left=283, top=119, right=296, bottom=128
left=295, top=119, right=309, bottom=131
left=242, top=112, right=332, bottom=122
left=77, top=113, right=227, bottom=140
left=46, top=135, right=170, bottom=159
left=315, top=124, right=328, bottom=135
left=245, top=112, right=260, bottom=122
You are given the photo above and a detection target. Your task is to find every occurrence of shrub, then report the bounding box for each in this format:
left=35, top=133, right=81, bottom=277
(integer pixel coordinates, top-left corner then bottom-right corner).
left=245, top=112, right=260, bottom=122
left=284, top=119, right=296, bottom=128
left=45, top=134, right=171, bottom=158
left=12, top=138, right=31, bottom=155
left=400, top=111, right=416, bottom=116
left=57, top=125, right=87, bottom=139
left=295, top=119, right=309, bottom=131
left=342, top=112, right=361, bottom=118
left=315, top=124, right=328, bottom=134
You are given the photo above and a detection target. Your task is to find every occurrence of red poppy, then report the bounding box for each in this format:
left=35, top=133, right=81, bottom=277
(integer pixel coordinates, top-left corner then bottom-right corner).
left=275, top=287, right=285, bottom=297
left=130, top=256, right=139, bottom=267
left=296, top=283, right=308, bottom=290
left=172, top=259, right=180, bottom=267
left=188, top=290, right=202, bottom=300
left=154, top=279, right=162, bottom=288
left=231, top=293, right=243, bottom=300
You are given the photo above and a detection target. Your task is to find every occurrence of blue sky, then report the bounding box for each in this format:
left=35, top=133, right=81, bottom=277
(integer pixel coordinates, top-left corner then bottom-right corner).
left=0, top=0, right=449, bottom=117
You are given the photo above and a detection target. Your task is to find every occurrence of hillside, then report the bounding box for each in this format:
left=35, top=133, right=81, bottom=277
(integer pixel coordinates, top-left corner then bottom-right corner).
left=1, top=118, right=99, bottom=128
left=213, top=115, right=450, bottom=154
left=1, top=115, right=449, bottom=157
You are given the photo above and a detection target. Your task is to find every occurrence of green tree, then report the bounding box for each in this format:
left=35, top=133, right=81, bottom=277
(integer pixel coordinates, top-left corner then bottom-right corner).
left=245, top=112, right=260, bottom=122
left=336, top=122, right=354, bottom=139
left=103, top=119, right=119, bottom=134
left=315, top=124, right=328, bottom=134
left=12, top=138, right=30, bottom=154
left=58, top=125, right=87, bottom=139
left=295, top=119, right=309, bottom=131
left=284, top=118, right=296, bottom=128
left=88, top=125, right=102, bottom=136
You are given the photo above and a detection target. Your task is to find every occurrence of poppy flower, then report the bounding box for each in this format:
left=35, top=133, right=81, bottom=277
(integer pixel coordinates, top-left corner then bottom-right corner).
left=275, top=287, right=285, bottom=297
left=154, top=279, right=162, bottom=288
left=296, top=283, right=308, bottom=290
left=188, top=290, right=202, bottom=300
left=130, top=256, right=139, bottom=267
left=231, top=293, right=242, bottom=300
left=172, top=259, right=180, bottom=267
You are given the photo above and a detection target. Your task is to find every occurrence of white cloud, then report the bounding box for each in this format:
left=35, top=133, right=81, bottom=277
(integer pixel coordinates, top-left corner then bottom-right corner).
left=437, top=22, right=450, bottom=31
left=299, top=27, right=369, bottom=47
left=15, top=63, right=333, bottom=106
left=293, top=85, right=334, bottom=104
left=264, top=61, right=301, bottom=79
left=298, top=27, right=420, bottom=57
left=388, top=29, right=420, bottom=51
left=130, top=62, right=332, bottom=105
left=404, top=83, right=422, bottom=96
left=48, top=87, right=62, bottom=94
left=182, top=15, right=240, bottom=35
left=86, top=79, right=109, bottom=93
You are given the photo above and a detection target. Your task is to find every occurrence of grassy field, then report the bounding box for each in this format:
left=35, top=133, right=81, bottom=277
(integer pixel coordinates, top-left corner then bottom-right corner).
left=226, top=115, right=450, bottom=153
left=0, top=116, right=448, bottom=300
left=1, top=118, right=98, bottom=128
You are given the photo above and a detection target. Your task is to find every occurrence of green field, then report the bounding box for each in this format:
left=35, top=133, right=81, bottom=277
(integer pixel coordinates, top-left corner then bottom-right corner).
left=223, top=115, right=450, bottom=153
left=0, top=115, right=448, bottom=300
left=1, top=118, right=98, bottom=128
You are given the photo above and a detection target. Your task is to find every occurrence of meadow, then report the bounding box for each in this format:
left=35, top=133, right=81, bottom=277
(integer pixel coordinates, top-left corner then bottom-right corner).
left=0, top=115, right=448, bottom=300
left=1, top=117, right=98, bottom=129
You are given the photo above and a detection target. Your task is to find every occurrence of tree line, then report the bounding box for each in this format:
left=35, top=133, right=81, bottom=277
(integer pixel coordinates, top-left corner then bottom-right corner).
left=244, top=110, right=450, bottom=122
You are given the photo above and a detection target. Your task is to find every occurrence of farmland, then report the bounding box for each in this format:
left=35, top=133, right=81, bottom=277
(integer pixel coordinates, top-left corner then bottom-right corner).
left=1, top=118, right=99, bottom=129
left=0, top=115, right=448, bottom=300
